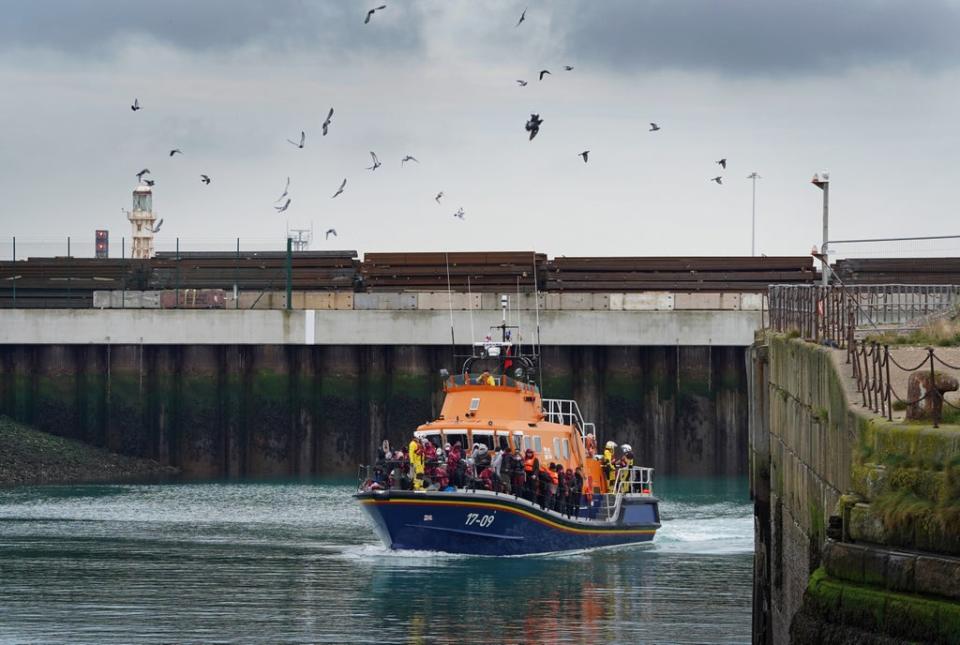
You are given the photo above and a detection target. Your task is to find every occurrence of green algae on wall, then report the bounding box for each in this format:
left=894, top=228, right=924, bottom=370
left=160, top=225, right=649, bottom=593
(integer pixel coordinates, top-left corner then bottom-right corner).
left=0, top=343, right=750, bottom=478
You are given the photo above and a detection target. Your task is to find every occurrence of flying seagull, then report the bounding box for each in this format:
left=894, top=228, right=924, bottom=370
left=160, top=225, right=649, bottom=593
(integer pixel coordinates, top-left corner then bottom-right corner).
left=200, top=174, right=211, bottom=184
left=453, top=208, right=465, bottom=220
left=331, top=178, right=347, bottom=198
left=525, top=113, right=543, bottom=140
left=401, top=155, right=419, bottom=165
left=516, top=79, right=528, bottom=87
left=143, top=179, right=156, bottom=186
left=325, top=228, right=337, bottom=240
left=538, top=69, right=551, bottom=81
left=649, top=123, right=661, bottom=132
left=169, top=149, right=182, bottom=157
left=367, top=151, right=381, bottom=170
left=365, top=4, right=386, bottom=24
left=717, top=158, right=727, bottom=169
left=564, top=65, right=574, bottom=71
left=131, top=98, right=140, bottom=112
left=275, top=177, right=290, bottom=203
left=322, top=108, right=334, bottom=136
left=148, top=218, right=163, bottom=233
left=287, top=131, right=305, bottom=148
left=275, top=198, right=291, bottom=213
left=136, top=168, right=150, bottom=180
left=710, top=176, right=723, bottom=185
left=578, top=150, right=589, bottom=163
left=435, top=191, right=443, bottom=203
left=516, top=7, right=526, bottom=27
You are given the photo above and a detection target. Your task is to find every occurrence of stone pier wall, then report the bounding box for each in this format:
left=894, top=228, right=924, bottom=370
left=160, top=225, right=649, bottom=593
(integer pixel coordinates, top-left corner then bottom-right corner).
left=749, top=334, right=960, bottom=644
left=0, top=344, right=748, bottom=479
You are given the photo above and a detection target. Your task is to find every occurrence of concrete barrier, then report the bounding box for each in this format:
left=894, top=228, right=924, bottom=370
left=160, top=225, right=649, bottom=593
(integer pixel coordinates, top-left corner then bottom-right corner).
left=416, top=292, right=481, bottom=310
left=674, top=293, right=722, bottom=310
left=623, top=292, right=674, bottom=311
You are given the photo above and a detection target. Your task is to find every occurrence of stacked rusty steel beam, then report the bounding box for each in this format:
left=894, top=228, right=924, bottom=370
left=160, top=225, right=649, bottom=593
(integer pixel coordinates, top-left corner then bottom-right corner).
left=0, top=258, right=148, bottom=308
left=150, top=250, right=358, bottom=291
left=361, top=252, right=547, bottom=292
left=832, top=258, right=960, bottom=285
left=546, top=256, right=817, bottom=291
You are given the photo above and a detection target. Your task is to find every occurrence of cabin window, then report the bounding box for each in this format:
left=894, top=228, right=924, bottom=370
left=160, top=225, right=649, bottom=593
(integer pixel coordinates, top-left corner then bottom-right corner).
left=496, top=434, right=510, bottom=452
left=533, top=436, right=542, bottom=454
left=444, top=431, right=468, bottom=451
left=523, top=436, right=532, bottom=451
left=553, top=438, right=561, bottom=461
left=422, top=433, right=442, bottom=449
left=469, top=397, right=480, bottom=411
left=513, top=434, right=523, bottom=451
left=471, top=432, right=495, bottom=451
left=562, top=439, right=570, bottom=460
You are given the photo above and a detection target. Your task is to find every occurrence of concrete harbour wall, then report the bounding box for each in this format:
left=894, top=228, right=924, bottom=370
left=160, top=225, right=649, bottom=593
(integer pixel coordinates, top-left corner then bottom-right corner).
left=0, top=344, right=748, bottom=479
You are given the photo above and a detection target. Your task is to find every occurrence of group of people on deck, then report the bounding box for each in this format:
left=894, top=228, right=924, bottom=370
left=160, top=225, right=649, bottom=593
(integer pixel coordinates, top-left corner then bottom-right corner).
left=372, top=437, right=591, bottom=518
left=371, top=434, right=643, bottom=518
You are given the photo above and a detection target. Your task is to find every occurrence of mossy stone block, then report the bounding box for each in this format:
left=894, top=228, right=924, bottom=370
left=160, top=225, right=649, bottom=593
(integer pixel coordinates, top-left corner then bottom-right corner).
left=838, top=583, right=885, bottom=632
left=884, top=553, right=915, bottom=594
left=884, top=597, right=938, bottom=642
left=938, top=601, right=960, bottom=644
left=915, top=556, right=960, bottom=601
left=848, top=504, right=888, bottom=543
left=861, top=548, right=888, bottom=587
left=823, top=541, right=864, bottom=584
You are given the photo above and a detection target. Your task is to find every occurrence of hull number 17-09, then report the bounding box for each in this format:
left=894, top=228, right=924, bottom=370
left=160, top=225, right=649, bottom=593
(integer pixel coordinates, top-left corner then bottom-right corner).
left=465, top=513, right=495, bottom=527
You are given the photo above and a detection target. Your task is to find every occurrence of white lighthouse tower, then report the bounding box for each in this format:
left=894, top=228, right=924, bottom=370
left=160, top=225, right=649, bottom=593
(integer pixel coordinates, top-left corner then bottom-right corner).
left=127, top=184, right=157, bottom=259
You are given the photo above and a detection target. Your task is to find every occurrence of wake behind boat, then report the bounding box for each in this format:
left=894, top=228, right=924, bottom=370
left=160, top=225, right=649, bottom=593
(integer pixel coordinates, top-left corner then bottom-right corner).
left=355, top=296, right=660, bottom=556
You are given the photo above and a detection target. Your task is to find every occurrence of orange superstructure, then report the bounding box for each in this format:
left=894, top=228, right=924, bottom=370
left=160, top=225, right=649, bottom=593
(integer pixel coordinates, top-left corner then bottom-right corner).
left=414, top=374, right=608, bottom=496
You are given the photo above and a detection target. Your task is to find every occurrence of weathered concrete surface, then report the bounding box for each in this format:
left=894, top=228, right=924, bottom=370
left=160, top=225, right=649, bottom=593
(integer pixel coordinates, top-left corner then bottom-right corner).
left=750, top=335, right=960, bottom=644
left=0, top=308, right=764, bottom=346
left=0, top=344, right=749, bottom=479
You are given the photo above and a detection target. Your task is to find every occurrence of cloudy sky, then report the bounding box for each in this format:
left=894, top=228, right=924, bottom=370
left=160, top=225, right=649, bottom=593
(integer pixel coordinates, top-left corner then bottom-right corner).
left=1, top=1, right=959, bottom=259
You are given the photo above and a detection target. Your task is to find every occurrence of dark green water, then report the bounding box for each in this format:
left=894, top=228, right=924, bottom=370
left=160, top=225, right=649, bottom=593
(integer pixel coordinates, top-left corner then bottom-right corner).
left=0, top=478, right=752, bottom=644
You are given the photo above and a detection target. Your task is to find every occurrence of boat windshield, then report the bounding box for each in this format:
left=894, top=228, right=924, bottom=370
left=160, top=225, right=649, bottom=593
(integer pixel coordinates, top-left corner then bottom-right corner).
left=449, top=373, right=537, bottom=392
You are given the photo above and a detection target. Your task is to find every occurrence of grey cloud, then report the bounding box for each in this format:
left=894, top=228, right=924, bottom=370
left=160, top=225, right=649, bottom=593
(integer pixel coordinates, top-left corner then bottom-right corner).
left=560, top=1, right=960, bottom=76
left=0, top=1, right=424, bottom=57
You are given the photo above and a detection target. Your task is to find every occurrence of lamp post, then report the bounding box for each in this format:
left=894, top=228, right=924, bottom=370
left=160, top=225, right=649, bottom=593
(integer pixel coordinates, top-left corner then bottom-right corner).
left=747, top=172, right=762, bottom=256
left=811, top=172, right=830, bottom=285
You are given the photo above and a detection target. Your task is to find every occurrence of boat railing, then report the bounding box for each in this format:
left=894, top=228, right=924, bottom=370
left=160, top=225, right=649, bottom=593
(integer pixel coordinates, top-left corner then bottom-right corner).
left=541, top=398, right=588, bottom=432
left=595, top=466, right=655, bottom=521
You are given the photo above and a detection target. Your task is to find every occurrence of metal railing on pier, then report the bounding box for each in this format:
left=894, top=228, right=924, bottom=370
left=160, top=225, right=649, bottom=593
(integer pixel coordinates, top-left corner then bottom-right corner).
left=768, top=284, right=960, bottom=426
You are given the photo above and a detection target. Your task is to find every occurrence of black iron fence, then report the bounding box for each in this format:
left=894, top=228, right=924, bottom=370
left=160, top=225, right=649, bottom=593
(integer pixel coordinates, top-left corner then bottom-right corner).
left=769, top=284, right=960, bottom=426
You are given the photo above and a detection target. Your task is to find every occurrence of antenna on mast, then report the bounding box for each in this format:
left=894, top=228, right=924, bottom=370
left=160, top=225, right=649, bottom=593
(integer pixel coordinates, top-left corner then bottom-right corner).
left=445, top=252, right=456, bottom=363
left=532, top=250, right=543, bottom=391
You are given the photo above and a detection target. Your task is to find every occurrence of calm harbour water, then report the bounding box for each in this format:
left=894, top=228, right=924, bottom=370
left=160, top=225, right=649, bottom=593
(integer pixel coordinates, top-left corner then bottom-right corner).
left=0, top=477, right=753, bottom=644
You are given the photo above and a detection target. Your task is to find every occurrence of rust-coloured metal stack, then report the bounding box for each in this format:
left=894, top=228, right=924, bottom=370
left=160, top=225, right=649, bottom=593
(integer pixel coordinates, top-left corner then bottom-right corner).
left=546, top=256, right=817, bottom=291
left=0, top=258, right=149, bottom=308
left=150, top=251, right=358, bottom=291
left=832, top=258, right=960, bottom=285
left=360, top=251, right=547, bottom=292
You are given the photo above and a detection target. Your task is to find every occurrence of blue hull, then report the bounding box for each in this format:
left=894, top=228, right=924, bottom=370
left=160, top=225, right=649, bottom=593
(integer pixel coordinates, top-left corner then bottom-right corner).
left=355, top=490, right=660, bottom=556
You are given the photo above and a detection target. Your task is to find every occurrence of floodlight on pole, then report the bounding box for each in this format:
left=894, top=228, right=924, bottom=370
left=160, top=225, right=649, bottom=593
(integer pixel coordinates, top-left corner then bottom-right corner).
left=747, top=172, right=762, bottom=256
left=811, top=172, right=830, bottom=285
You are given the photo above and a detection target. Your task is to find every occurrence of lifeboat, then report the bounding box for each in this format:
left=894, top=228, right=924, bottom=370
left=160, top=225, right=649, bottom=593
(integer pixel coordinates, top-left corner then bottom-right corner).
left=354, top=303, right=660, bottom=556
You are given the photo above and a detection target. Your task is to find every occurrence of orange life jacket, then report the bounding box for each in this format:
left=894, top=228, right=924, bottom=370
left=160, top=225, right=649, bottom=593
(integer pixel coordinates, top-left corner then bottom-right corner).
left=523, top=456, right=536, bottom=473
left=548, top=469, right=559, bottom=485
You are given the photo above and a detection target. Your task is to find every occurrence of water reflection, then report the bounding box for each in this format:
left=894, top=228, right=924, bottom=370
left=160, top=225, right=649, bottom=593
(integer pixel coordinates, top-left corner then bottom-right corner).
left=0, top=479, right=752, bottom=644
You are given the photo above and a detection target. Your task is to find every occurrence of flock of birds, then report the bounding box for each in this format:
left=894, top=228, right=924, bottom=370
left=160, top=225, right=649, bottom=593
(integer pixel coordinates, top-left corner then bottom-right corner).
left=126, top=5, right=733, bottom=243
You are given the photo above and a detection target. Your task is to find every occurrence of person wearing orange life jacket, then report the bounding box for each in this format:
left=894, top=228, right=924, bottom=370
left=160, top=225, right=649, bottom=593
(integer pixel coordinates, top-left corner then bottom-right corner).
left=522, top=448, right=539, bottom=503
left=542, top=462, right=559, bottom=511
